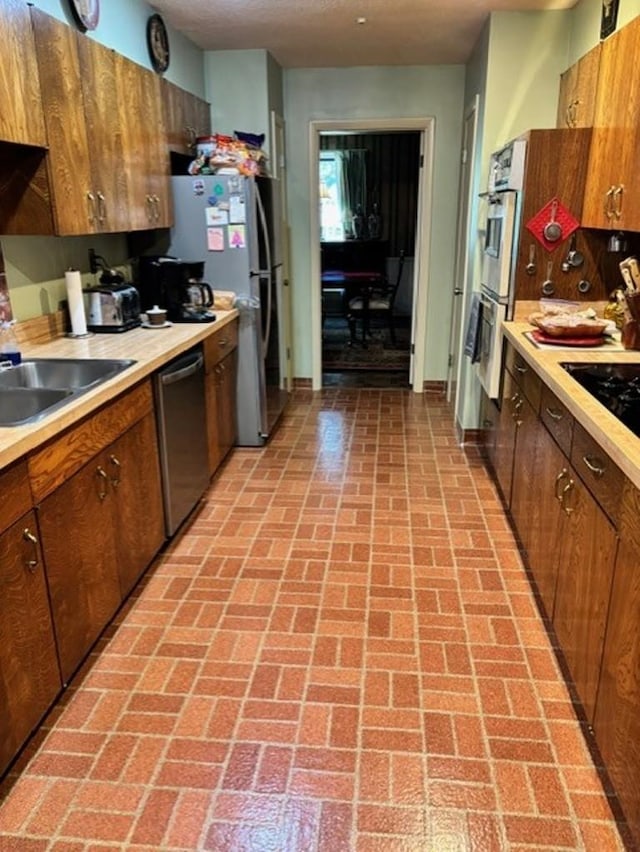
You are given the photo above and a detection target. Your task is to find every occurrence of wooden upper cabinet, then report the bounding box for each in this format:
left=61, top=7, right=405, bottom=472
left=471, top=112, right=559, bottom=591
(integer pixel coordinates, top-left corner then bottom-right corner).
left=30, top=8, right=95, bottom=235
left=162, top=79, right=211, bottom=155
left=582, top=17, right=640, bottom=230
left=76, top=35, right=130, bottom=233
left=556, top=43, right=601, bottom=130
left=116, top=55, right=172, bottom=230
left=0, top=0, right=46, bottom=146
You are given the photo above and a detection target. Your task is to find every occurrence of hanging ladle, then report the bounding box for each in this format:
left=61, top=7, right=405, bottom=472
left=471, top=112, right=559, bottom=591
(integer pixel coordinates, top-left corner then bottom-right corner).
left=543, top=199, right=563, bottom=243
left=561, top=233, right=585, bottom=272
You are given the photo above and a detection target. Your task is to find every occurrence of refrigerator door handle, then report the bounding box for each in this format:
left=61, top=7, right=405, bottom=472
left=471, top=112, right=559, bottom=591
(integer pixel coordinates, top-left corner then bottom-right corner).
left=255, top=184, right=273, bottom=357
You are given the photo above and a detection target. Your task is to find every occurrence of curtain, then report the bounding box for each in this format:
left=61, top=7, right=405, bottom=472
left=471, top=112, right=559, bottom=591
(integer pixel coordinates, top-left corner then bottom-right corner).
left=337, top=150, right=367, bottom=238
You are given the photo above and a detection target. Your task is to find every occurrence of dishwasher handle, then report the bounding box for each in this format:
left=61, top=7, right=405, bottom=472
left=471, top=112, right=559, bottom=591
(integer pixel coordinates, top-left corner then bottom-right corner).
left=159, top=351, right=204, bottom=386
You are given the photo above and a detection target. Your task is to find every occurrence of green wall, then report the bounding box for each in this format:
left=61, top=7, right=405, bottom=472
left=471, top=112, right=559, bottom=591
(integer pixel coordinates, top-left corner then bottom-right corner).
left=569, top=0, right=640, bottom=64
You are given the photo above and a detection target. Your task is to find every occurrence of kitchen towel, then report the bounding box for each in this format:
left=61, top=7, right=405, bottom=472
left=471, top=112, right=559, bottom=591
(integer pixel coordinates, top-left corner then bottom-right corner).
left=464, top=292, right=483, bottom=363
left=65, top=269, right=88, bottom=337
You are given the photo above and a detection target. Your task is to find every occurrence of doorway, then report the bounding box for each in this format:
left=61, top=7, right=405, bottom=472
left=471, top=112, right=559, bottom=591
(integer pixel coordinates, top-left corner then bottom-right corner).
left=318, top=131, right=420, bottom=389
left=309, top=118, right=435, bottom=392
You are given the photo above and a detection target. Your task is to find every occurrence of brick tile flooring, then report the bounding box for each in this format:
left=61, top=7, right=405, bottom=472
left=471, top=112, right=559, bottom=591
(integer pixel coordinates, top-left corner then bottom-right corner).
left=0, top=389, right=630, bottom=850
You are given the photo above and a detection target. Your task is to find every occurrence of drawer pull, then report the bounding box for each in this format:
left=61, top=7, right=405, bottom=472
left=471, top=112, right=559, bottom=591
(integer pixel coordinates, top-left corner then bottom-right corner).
left=582, top=454, right=605, bottom=478
left=109, top=454, right=121, bottom=488
left=23, top=528, right=39, bottom=572
left=545, top=406, right=563, bottom=421
left=514, top=362, right=527, bottom=374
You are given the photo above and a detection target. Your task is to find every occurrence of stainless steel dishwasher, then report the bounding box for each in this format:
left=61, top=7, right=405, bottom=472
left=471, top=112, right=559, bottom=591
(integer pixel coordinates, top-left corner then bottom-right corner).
left=154, top=345, right=210, bottom=536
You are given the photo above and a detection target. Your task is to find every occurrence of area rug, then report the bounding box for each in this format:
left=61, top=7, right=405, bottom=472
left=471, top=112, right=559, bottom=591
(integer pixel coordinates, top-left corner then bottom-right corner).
left=322, top=317, right=411, bottom=371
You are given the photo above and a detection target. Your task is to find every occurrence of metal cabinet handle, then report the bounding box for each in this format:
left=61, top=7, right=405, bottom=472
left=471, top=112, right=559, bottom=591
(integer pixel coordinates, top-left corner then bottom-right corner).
left=560, top=478, right=575, bottom=515
left=96, top=191, right=107, bottom=223
left=96, top=465, right=109, bottom=501
left=582, top=454, right=605, bottom=478
left=152, top=195, right=161, bottom=222
left=604, top=186, right=615, bottom=219
left=555, top=468, right=569, bottom=501
left=109, top=454, right=121, bottom=488
left=514, top=362, right=527, bottom=374
left=545, top=406, right=563, bottom=421
left=613, top=185, right=624, bottom=220
left=146, top=195, right=154, bottom=222
left=185, top=125, right=197, bottom=150
left=86, top=191, right=96, bottom=223
left=23, top=528, right=39, bottom=572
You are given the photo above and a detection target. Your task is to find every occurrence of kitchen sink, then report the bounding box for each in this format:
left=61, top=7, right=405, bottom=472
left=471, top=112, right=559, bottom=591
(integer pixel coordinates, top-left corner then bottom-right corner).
left=0, top=358, right=136, bottom=426
left=0, top=358, right=135, bottom=391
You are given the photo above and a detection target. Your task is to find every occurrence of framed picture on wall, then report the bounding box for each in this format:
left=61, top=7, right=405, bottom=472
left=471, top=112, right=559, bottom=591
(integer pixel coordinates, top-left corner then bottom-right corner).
left=600, top=0, right=619, bottom=39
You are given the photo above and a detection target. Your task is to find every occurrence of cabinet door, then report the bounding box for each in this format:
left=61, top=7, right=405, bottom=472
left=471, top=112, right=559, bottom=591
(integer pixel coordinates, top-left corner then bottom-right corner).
left=162, top=80, right=211, bottom=155
left=117, top=56, right=171, bottom=230
left=556, top=61, right=578, bottom=129
left=0, top=0, right=46, bottom=146
left=0, top=511, right=61, bottom=774
left=217, top=349, right=238, bottom=465
left=556, top=45, right=600, bottom=130
left=553, top=469, right=618, bottom=722
left=109, top=413, right=165, bottom=597
left=76, top=34, right=129, bottom=233
left=30, top=8, right=95, bottom=235
left=583, top=18, right=640, bottom=229
left=525, top=425, right=567, bottom=620
left=594, top=485, right=640, bottom=844
left=509, top=394, right=541, bottom=556
left=493, top=369, right=518, bottom=507
left=38, top=456, right=122, bottom=683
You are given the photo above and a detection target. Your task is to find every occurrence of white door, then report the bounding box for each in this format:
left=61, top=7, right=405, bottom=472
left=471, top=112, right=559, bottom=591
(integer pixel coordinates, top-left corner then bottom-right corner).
left=447, top=97, right=478, bottom=406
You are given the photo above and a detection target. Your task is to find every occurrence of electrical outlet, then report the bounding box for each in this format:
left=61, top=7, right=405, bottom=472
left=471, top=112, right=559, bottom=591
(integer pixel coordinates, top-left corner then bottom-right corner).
left=88, top=248, right=98, bottom=274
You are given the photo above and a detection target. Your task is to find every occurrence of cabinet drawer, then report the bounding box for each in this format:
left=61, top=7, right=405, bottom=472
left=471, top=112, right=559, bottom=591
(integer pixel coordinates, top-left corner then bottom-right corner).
left=505, top=343, right=542, bottom=411
left=0, top=460, right=32, bottom=536
left=205, top=319, right=239, bottom=369
left=570, top=423, right=624, bottom=525
left=540, top=385, right=574, bottom=457
left=28, top=380, right=154, bottom=503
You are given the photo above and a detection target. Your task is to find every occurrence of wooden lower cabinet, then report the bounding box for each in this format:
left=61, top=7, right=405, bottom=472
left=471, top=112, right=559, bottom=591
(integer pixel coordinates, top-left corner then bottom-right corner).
left=37, top=409, right=165, bottom=683
left=594, top=484, right=640, bottom=843
left=552, top=467, right=617, bottom=722
left=108, top=411, right=165, bottom=598
left=0, top=511, right=61, bottom=774
left=493, top=368, right=518, bottom=506
left=508, top=393, right=540, bottom=555
left=204, top=321, right=239, bottom=476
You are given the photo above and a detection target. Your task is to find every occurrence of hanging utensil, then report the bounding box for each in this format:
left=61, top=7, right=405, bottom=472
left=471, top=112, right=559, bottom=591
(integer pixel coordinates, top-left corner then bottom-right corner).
left=562, top=233, right=584, bottom=272
left=543, top=199, right=563, bottom=243
left=619, top=257, right=637, bottom=293
left=541, top=260, right=555, bottom=296
left=526, top=244, right=536, bottom=276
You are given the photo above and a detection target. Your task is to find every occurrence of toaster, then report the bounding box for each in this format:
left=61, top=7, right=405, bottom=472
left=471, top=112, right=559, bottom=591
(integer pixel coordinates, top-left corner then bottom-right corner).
left=84, top=284, right=141, bottom=333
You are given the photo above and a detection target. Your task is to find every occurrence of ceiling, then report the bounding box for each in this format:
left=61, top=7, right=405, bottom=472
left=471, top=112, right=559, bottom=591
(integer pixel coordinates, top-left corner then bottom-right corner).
left=149, top=0, right=578, bottom=68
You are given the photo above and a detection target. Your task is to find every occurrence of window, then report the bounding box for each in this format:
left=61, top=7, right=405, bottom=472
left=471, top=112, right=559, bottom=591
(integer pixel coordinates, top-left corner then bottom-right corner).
left=319, top=152, right=345, bottom=242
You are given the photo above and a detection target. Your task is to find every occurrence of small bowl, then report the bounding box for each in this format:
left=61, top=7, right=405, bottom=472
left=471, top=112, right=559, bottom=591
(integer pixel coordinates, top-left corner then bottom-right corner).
left=146, top=305, right=167, bottom=326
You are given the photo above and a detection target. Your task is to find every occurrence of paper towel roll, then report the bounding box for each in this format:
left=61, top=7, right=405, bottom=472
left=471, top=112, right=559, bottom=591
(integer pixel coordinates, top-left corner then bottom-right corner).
left=65, top=269, right=88, bottom=336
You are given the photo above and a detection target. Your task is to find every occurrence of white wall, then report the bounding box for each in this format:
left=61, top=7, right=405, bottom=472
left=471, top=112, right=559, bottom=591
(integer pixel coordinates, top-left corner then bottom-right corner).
left=284, top=65, right=466, bottom=381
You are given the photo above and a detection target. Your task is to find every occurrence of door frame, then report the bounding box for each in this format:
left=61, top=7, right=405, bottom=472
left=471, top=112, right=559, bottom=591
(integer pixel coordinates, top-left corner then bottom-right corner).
left=447, top=96, right=479, bottom=413
left=309, top=117, right=435, bottom=392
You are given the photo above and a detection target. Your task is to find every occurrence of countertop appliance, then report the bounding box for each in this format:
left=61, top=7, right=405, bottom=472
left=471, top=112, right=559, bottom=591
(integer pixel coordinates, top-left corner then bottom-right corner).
left=153, top=345, right=210, bottom=536
left=167, top=174, right=288, bottom=446
left=84, top=283, right=141, bottom=333
left=561, top=362, right=640, bottom=438
left=135, top=256, right=215, bottom=323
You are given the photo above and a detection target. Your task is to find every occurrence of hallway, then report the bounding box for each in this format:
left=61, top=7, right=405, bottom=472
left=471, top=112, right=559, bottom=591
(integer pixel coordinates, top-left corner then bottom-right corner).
left=0, top=389, right=629, bottom=850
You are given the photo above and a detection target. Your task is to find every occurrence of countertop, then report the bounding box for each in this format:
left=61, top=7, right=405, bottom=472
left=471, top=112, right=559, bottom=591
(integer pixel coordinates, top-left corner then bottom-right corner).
left=502, top=322, right=640, bottom=491
left=0, top=311, right=238, bottom=471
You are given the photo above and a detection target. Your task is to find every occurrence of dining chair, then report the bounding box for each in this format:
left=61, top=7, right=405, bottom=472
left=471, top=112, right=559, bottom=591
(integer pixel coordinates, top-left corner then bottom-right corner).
left=347, top=250, right=406, bottom=347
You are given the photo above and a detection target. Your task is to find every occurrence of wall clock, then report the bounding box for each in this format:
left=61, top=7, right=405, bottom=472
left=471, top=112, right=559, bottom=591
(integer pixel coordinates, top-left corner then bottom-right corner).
left=147, top=13, right=170, bottom=74
left=68, top=0, right=100, bottom=31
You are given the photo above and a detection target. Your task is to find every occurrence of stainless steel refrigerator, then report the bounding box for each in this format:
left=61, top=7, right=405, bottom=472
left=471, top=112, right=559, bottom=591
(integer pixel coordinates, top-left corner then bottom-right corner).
left=168, top=174, right=288, bottom=446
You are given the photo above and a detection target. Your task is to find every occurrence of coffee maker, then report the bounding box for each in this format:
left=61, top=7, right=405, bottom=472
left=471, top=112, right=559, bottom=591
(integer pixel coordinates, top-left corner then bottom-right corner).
left=136, top=256, right=216, bottom=323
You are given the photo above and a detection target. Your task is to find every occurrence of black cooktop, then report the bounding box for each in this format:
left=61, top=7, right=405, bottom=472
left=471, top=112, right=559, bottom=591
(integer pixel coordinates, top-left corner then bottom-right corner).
left=561, top=362, right=640, bottom=438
